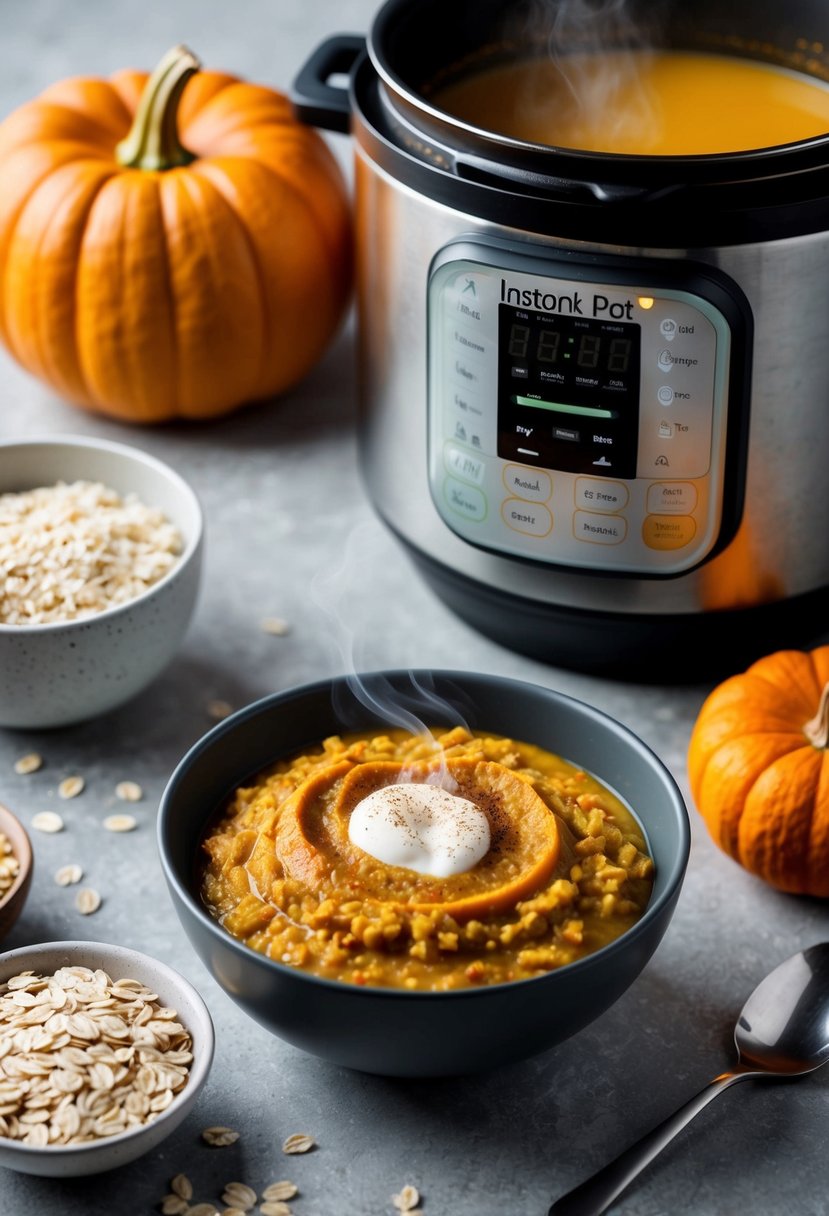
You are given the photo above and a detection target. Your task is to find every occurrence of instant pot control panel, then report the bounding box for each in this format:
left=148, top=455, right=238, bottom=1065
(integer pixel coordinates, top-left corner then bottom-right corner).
left=427, top=239, right=752, bottom=576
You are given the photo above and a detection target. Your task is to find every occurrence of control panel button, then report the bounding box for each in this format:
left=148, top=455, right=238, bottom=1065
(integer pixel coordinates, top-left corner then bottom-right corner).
left=444, top=477, right=487, bottom=522
left=501, top=498, right=553, bottom=537
left=451, top=357, right=487, bottom=393
left=574, top=477, right=629, bottom=512
left=573, top=510, right=627, bottom=545
left=647, top=482, right=698, bottom=513
left=642, top=514, right=697, bottom=550
left=503, top=464, right=553, bottom=501
left=445, top=444, right=486, bottom=486
left=452, top=325, right=488, bottom=361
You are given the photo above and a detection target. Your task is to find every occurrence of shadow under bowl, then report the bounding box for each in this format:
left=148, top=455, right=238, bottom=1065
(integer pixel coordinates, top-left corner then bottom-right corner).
left=158, top=669, right=690, bottom=1078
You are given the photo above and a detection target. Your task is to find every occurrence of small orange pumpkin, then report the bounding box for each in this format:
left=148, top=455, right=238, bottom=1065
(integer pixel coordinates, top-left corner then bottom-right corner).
left=0, top=46, right=352, bottom=421
left=688, top=646, right=829, bottom=896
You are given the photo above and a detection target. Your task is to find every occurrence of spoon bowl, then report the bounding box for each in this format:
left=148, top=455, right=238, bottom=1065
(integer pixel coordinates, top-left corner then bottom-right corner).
left=550, top=942, right=829, bottom=1216
left=735, top=943, right=829, bottom=1074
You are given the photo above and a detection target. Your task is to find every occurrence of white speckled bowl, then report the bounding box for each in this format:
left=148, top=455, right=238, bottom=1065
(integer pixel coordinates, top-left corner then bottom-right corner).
left=0, top=436, right=203, bottom=729
left=0, top=940, right=214, bottom=1177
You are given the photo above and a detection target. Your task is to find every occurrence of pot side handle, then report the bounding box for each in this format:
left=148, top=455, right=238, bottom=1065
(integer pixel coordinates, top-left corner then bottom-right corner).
left=291, top=34, right=365, bottom=134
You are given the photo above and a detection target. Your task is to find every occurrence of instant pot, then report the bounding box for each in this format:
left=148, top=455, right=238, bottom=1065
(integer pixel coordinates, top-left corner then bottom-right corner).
left=293, top=0, right=829, bottom=677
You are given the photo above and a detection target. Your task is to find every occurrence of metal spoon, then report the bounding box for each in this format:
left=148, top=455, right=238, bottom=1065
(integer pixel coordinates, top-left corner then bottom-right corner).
left=549, top=942, right=829, bottom=1216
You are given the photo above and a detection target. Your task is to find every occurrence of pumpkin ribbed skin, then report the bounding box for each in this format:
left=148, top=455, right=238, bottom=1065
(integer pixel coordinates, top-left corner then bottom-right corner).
left=688, top=646, right=829, bottom=896
left=0, top=61, right=352, bottom=420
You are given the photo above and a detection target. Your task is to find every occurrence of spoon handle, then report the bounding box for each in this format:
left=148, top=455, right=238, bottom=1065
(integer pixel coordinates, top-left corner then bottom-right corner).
left=548, top=1069, right=759, bottom=1216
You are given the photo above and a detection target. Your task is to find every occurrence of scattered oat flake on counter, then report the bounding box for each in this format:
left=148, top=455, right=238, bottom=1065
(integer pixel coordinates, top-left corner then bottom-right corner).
left=54, top=863, right=83, bottom=886
left=222, top=1181, right=257, bottom=1209
left=115, top=780, right=143, bottom=802
left=32, top=811, right=64, bottom=833
left=13, top=752, right=42, bottom=775
left=202, top=1125, right=240, bottom=1146
left=393, top=1185, right=421, bottom=1211
left=58, top=775, right=85, bottom=799
left=161, top=1196, right=190, bottom=1216
left=207, top=699, right=234, bottom=721
left=103, top=813, right=137, bottom=833
left=186, top=1205, right=220, bottom=1216
left=75, top=886, right=101, bottom=914
left=263, top=1182, right=298, bottom=1202
left=282, top=1133, right=316, bottom=1154
left=171, top=1175, right=194, bottom=1200
left=260, top=616, right=290, bottom=636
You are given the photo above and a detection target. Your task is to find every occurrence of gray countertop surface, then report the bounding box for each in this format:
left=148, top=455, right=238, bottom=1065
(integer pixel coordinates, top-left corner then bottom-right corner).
left=1, top=2, right=828, bottom=1213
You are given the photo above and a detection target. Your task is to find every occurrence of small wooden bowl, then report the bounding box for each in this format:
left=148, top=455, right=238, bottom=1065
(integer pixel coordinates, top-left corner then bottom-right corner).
left=0, top=803, right=33, bottom=942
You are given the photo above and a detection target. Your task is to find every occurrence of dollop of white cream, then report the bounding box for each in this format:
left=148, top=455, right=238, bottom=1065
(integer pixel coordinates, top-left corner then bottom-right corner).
left=348, top=782, right=491, bottom=877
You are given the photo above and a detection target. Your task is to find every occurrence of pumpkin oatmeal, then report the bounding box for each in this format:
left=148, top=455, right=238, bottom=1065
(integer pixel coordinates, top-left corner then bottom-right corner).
left=200, top=728, right=654, bottom=991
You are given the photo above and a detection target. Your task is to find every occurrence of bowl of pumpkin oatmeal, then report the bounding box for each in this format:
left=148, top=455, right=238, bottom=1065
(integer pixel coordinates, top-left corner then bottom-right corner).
left=158, top=670, right=689, bottom=1077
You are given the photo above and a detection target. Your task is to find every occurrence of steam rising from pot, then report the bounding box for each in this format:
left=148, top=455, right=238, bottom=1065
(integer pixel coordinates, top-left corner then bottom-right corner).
left=534, top=0, right=663, bottom=151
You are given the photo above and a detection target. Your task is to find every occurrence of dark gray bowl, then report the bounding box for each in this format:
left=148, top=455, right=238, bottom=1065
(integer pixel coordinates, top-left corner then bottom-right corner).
left=157, top=670, right=689, bottom=1077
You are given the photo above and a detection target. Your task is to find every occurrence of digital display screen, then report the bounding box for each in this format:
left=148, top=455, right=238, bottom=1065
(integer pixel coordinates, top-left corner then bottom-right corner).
left=497, top=304, right=641, bottom=478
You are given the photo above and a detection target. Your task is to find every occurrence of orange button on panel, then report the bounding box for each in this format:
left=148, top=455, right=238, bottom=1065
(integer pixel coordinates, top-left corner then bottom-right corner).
left=642, top=514, right=697, bottom=550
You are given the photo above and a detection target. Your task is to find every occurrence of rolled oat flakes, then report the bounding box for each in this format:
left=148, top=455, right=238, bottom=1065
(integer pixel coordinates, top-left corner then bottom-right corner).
left=0, top=965, right=193, bottom=1145
left=0, top=832, right=19, bottom=899
left=0, top=480, right=182, bottom=626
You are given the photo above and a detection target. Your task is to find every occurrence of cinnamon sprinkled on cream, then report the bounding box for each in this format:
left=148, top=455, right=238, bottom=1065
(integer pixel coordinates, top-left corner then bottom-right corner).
left=348, top=783, right=491, bottom=877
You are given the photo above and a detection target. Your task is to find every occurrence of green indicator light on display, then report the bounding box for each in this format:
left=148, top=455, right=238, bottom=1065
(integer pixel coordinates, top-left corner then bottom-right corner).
left=515, top=396, right=616, bottom=419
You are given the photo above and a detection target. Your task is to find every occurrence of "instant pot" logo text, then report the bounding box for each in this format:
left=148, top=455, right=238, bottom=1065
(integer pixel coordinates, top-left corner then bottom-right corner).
left=500, top=279, right=634, bottom=319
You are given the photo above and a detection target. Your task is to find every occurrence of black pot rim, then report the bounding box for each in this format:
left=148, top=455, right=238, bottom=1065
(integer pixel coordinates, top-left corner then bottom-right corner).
left=367, top=0, right=829, bottom=185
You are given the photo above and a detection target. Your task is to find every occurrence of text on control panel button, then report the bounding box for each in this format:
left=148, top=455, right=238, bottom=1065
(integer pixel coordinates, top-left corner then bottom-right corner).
left=573, top=511, right=627, bottom=545
left=575, top=477, right=629, bottom=512
left=647, top=482, right=698, bottom=513
left=444, top=477, right=487, bottom=522
left=445, top=444, right=486, bottom=485
left=503, top=464, right=553, bottom=501
left=501, top=498, right=553, bottom=537
left=642, top=514, right=696, bottom=549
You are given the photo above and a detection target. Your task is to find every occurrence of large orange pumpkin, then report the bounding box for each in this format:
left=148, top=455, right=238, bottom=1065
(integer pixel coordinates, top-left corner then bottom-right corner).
left=0, top=46, right=352, bottom=421
left=688, top=646, right=829, bottom=896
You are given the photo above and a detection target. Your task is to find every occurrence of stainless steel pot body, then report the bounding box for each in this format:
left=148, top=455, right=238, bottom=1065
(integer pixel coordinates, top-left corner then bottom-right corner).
left=292, top=1, right=829, bottom=672
left=355, top=148, right=829, bottom=620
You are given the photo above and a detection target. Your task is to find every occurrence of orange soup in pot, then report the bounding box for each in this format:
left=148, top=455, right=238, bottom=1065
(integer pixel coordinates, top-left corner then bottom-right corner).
left=431, top=50, right=829, bottom=155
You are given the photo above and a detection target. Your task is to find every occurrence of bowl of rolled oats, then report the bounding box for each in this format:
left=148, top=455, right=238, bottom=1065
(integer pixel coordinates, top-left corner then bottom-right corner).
left=0, top=804, right=32, bottom=942
left=0, top=940, right=214, bottom=1175
left=0, top=435, right=203, bottom=729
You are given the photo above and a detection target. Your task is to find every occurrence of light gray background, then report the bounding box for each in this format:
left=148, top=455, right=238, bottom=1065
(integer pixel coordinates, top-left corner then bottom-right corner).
left=1, top=2, right=828, bottom=1213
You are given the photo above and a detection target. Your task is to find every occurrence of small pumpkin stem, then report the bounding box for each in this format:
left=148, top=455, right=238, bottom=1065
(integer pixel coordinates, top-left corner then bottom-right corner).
left=804, top=683, right=829, bottom=749
left=115, top=45, right=201, bottom=171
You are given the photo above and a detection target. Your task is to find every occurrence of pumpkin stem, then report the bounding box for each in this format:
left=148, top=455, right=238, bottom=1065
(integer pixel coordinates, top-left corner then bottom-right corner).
left=804, top=682, right=829, bottom=750
left=115, top=45, right=201, bottom=171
